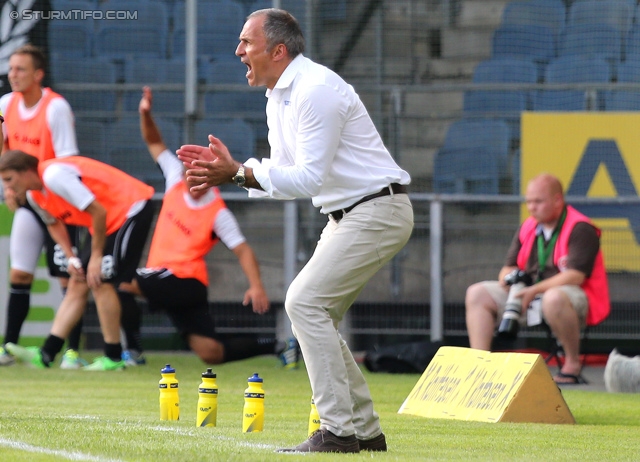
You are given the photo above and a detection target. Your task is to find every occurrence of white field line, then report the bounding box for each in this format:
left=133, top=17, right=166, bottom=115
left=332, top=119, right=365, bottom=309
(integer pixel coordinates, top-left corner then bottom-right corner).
left=0, top=437, right=124, bottom=462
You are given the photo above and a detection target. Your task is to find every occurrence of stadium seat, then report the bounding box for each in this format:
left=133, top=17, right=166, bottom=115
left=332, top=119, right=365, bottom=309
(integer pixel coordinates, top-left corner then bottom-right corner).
left=171, top=0, right=244, bottom=59
left=568, top=0, right=633, bottom=34
left=603, top=59, right=640, bottom=111
left=464, top=58, right=537, bottom=143
left=123, top=57, right=187, bottom=113
left=559, top=23, right=622, bottom=62
left=500, top=0, right=566, bottom=39
left=50, top=55, right=118, bottom=113
left=94, top=1, right=169, bottom=59
left=434, top=148, right=502, bottom=195
left=434, top=119, right=510, bottom=194
left=51, top=0, right=98, bottom=10
left=105, top=116, right=181, bottom=190
left=48, top=20, right=93, bottom=58
left=440, top=118, right=511, bottom=155
left=492, top=24, right=557, bottom=70
left=75, top=120, right=108, bottom=162
left=194, top=118, right=256, bottom=160
left=203, top=59, right=265, bottom=118
left=533, top=55, right=611, bottom=111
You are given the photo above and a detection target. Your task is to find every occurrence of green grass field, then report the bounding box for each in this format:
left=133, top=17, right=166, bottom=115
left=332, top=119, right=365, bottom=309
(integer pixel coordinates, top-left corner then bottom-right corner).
left=1, top=352, right=639, bottom=461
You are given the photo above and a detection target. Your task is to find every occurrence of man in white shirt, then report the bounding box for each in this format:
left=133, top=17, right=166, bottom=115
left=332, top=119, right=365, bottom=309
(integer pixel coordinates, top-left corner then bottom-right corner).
left=177, top=8, right=414, bottom=453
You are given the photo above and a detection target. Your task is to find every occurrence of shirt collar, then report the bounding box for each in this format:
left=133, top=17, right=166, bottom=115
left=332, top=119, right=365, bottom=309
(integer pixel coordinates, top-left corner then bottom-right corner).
left=266, top=54, right=306, bottom=98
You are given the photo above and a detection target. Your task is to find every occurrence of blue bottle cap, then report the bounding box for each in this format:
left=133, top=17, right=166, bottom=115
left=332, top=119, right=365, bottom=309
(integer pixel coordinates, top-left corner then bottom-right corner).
left=161, top=364, right=175, bottom=374
left=248, top=372, right=263, bottom=383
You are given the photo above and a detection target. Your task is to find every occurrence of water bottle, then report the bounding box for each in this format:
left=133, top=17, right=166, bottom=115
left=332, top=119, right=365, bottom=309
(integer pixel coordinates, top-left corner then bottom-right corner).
left=242, top=372, right=265, bottom=432
left=308, top=397, right=320, bottom=436
left=159, top=364, right=179, bottom=420
left=196, top=368, right=218, bottom=427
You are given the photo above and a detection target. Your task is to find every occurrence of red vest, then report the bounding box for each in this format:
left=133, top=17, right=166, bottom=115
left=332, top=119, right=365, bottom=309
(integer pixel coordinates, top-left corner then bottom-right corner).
left=30, top=157, right=154, bottom=235
left=516, top=205, right=610, bottom=326
left=5, top=88, right=60, bottom=161
left=146, top=182, right=225, bottom=286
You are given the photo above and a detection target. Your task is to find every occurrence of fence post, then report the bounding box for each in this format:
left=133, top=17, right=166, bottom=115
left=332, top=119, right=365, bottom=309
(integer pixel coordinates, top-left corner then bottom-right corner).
left=430, top=198, right=443, bottom=342
left=278, top=201, right=297, bottom=341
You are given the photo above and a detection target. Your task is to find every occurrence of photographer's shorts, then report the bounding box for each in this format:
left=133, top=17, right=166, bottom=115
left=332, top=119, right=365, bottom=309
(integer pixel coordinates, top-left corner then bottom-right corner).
left=482, top=281, right=588, bottom=328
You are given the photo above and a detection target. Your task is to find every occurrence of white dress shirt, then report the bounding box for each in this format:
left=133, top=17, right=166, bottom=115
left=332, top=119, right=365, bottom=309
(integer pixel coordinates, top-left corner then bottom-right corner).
left=244, top=55, right=410, bottom=213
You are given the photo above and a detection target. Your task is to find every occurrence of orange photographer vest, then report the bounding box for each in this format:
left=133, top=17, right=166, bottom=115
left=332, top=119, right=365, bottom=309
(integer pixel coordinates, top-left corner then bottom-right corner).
left=146, top=181, right=225, bottom=286
left=30, top=156, right=154, bottom=235
left=516, top=205, right=610, bottom=326
left=4, top=88, right=60, bottom=161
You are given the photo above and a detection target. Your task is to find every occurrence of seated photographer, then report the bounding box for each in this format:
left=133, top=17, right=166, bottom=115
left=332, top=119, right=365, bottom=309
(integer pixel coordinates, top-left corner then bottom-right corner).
left=465, top=173, right=610, bottom=384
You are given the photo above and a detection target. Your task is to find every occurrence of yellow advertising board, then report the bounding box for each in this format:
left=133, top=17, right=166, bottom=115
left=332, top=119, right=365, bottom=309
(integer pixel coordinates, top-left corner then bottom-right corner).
left=521, top=112, right=640, bottom=271
left=398, top=346, right=575, bottom=424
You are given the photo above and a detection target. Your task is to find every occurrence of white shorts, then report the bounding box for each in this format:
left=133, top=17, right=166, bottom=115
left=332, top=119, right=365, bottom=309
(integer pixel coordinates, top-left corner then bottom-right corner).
left=482, top=280, right=588, bottom=328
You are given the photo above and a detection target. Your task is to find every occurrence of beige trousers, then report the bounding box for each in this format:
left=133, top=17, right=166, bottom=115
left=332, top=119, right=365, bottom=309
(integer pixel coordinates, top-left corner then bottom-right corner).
left=284, top=193, right=414, bottom=438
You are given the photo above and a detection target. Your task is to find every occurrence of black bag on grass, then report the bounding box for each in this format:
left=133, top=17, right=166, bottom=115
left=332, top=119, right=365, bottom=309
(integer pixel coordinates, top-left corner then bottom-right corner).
left=363, top=341, right=443, bottom=374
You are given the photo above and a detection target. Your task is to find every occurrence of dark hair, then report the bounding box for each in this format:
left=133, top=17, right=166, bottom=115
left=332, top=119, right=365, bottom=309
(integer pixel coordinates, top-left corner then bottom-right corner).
left=12, top=44, right=47, bottom=72
left=249, top=8, right=305, bottom=58
left=0, top=150, right=39, bottom=173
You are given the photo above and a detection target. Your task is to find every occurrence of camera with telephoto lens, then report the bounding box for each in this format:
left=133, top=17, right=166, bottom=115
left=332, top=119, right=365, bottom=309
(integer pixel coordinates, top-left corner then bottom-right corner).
left=497, top=269, right=533, bottom=339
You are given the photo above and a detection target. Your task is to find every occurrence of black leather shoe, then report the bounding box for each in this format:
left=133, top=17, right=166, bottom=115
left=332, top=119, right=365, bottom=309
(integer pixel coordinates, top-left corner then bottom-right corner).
left=358, top=432, right=387, bottom=451
left=276, top=429, right=360, bottom=453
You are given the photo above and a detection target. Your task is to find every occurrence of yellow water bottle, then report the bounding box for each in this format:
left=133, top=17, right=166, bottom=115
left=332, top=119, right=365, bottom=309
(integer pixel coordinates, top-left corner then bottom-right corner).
left=242, top=372, right=265, bottom=432
left=308, top=397, right=320, bottom=436
left=159, top=364, right=179, bottom=420
left=196, top=368, right=218, bottom=427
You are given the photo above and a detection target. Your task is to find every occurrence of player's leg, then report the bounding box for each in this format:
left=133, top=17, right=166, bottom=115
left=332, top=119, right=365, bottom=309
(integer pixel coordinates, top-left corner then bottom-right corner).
left=2, top=208, right=45, bottom=363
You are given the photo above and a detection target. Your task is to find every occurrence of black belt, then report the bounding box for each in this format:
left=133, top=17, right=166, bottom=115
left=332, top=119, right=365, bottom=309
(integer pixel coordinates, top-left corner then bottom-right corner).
left=328, top=183, right=407, bottom=222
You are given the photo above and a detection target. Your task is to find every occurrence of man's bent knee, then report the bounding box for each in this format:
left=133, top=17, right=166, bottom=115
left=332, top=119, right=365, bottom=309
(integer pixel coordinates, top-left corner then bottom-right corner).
left=9, top=269, right=34, bottom=285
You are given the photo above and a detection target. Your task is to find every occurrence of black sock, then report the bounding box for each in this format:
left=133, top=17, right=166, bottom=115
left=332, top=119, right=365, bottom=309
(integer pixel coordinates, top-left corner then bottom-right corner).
left=67, top=317, right=83, bottom=351
left=219, top=335, right=277, bottom=363
left=104, top=342, right=123, bottom=362
left=41, top=334, right=65, bottom=366
left=119, top=291, right=143, bottom=353
left=3, top=284, right=31, bottom=345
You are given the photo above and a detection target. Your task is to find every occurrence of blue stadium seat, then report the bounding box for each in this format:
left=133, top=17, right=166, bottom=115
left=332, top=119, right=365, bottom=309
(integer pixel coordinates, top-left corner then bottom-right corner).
left=472, top=57, right=539, bottom=84
left=194, top=118, right=256, bottom=160
left=568, top=0, right=633, bottom=34
left=203, top=59, right=265, bottom=118
left=75, top=120, right=108, bottom=162
left=500, top=0, right=566, bottom=39
left=105, top=116, right=181, bottom=190
left=492, top=24, right=557, bottom=67
left=51, top=0, right=98, bottom=9
left=433, top=119, right=510, bottom=194
left=533, top=55, right=612, bottom=111
left=440, top=119, right=511, bottom=158
left=171, top=0, right=244, bottom=59
left=559, top=23, right=623, bottom=62
left=50, top=55, right=118, bottom=113
left=464, top=58, right=537, bottom=143
left=434, top=148, right=502, bottom=195
left=123, top=57, right=186, bottom=113
left=94, top=1, right=169, bottom=59
left=48, top=20, right=94, bottom=58
left=604, top=59, right=640, bottom=111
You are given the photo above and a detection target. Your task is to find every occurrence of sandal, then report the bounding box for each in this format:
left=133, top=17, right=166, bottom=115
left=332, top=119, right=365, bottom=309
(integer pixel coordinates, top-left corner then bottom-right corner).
left=553, top=371, right=587, bottom=385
